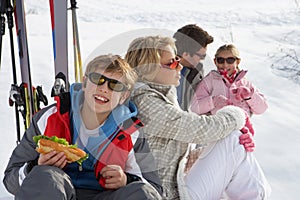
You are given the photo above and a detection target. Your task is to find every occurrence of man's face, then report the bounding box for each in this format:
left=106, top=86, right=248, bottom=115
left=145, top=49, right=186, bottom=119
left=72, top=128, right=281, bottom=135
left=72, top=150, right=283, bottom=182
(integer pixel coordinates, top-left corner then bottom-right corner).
left=181, top=47, right=207, bottom=68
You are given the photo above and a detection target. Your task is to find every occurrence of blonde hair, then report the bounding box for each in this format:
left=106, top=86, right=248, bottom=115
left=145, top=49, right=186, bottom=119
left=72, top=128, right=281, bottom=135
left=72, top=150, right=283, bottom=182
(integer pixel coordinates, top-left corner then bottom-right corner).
left=215, top=44, right=241, bottom=59
left=124, top=35, right=177, bottom=82
left=85, top=54, right=137, bottom=90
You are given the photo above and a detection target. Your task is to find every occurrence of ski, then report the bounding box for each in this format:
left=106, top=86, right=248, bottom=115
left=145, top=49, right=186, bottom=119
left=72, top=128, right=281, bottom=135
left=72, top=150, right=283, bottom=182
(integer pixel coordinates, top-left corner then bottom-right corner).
left=2, top=0, right=48, bottom=143
left=49, top=0, right=69, bottom=96
left=13, top=0, right=35, bottom=130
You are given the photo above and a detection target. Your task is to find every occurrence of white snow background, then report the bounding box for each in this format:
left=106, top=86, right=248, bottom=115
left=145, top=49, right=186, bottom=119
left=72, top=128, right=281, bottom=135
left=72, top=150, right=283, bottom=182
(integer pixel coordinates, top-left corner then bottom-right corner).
left=0, top=0, right=300, bottom=199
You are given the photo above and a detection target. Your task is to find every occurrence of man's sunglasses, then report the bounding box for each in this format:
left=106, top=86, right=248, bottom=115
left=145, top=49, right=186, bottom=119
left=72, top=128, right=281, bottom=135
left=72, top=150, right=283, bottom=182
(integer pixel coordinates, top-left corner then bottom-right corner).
left=161, top=56, right=181, bottom=70
left=87, top=72, right=128, bottom=92
left=216, top=57, right=237, bottom=64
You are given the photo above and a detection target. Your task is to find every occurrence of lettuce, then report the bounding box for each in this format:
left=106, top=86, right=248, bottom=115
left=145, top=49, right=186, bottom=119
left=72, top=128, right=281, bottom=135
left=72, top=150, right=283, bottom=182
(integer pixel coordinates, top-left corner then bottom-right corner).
left=33, top=135, right=77, bottom=148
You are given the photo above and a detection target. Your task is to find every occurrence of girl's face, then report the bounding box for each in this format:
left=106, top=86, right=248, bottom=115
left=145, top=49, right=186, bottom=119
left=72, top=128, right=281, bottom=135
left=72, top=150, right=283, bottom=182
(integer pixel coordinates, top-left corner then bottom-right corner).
left=152, top=45, right=183, bottom=86
left=214, top=50, right=240, bottom=77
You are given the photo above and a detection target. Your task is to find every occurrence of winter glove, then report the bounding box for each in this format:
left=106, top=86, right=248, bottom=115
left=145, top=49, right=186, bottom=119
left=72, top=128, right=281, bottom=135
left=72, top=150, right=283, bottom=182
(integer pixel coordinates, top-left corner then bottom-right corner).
left=212, top=95, right=231, bottom=111
left=231, top=86, right=253, bottom=101
left=239, top=111, right=255, bottom=152
left=239, top=127, right=255, bottom=152
left=244, top=112, right=254, bottom=135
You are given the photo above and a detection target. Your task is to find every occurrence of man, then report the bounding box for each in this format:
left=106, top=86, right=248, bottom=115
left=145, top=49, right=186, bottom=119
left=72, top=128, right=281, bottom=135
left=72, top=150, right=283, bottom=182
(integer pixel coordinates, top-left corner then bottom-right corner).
left=3, top=54, right=162, bottom=200
left=173, top=24, right=214, bottom=111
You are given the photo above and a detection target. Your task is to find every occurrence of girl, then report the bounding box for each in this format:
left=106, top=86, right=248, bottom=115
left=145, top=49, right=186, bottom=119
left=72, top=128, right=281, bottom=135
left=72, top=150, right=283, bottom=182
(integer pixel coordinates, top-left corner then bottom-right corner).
left=191, top=44, right=268, bottom=118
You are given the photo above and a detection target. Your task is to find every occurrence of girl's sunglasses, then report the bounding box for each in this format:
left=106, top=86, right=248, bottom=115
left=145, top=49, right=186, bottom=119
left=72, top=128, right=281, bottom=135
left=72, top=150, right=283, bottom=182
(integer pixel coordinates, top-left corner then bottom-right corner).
left=87, top=72, right=128, bottom=92
left=161, top=56, right=181, bottom=70
left=216, top=57, right=237, bottom=64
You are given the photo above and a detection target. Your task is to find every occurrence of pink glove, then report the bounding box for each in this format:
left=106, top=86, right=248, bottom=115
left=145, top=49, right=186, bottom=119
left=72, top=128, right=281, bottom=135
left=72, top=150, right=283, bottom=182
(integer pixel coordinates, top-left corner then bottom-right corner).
left=231, top=86, right=253, bottom=101
left=244, top=112, right=254, bottom=135
left=240, top=127, right=255, bottom=152
left=212, top=95, right=231, bottom=110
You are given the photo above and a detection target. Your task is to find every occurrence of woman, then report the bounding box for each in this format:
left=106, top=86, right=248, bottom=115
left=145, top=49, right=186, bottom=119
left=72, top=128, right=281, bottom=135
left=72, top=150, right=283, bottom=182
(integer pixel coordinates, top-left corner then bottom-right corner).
left=125, top=36, right=271, bottom=200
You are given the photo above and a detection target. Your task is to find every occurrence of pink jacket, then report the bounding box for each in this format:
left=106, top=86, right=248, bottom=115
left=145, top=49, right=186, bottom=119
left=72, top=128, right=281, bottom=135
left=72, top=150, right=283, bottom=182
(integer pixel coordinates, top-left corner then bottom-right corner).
left=190, top=70, right=268, bottom=116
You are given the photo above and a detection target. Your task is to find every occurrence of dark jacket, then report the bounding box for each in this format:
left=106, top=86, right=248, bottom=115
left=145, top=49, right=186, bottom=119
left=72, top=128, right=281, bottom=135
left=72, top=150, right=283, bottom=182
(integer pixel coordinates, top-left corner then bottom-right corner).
left=176, top=63, right=204, bottom=111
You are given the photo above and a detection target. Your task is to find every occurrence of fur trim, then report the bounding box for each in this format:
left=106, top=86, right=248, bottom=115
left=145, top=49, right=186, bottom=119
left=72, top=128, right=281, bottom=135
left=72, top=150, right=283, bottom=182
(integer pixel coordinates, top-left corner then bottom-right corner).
left=216, top=105, right=245, bottom=130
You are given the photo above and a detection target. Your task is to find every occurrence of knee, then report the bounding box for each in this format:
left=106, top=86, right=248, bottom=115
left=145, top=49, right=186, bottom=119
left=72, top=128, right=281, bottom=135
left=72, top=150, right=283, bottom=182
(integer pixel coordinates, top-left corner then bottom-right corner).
left=15, top=165, right=75, bottom=200
left=30, top=165, right=64, bottom=177
left=226, top=130, right=242, bottom=145
left=124, top=182, right=162, bottom=200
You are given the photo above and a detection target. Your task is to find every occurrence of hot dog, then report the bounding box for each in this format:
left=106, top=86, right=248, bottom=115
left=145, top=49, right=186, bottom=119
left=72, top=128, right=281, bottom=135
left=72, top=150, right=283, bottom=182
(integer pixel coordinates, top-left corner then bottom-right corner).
left=33, top=135, right=88, bottom=165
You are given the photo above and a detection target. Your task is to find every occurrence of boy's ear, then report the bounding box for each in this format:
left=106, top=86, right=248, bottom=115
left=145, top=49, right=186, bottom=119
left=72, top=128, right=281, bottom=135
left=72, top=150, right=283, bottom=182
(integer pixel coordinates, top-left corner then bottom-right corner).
left=119, top=91, right=130, bottom=105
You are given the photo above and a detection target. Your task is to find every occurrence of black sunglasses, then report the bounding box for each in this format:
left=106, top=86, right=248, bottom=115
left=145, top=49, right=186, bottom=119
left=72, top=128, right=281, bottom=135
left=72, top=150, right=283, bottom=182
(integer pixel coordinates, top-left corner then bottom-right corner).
left=216, top=57, right=237, bottom=64
left=87, top=72, right=128, bottom=92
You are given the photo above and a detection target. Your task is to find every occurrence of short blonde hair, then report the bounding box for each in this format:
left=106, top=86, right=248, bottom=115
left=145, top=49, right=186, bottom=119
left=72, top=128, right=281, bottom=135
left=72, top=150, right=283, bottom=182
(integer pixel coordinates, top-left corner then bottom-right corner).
left=125, top=35, right=177, bottom=82
left=215, top=44, right=241, bottom=59
left=85, top=54, right=137, bottom=90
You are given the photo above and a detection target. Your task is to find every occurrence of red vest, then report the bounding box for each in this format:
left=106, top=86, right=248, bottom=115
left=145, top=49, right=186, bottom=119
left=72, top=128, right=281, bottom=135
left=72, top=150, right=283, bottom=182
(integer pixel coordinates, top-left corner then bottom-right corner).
left=43, top=94, right=143, bottom=188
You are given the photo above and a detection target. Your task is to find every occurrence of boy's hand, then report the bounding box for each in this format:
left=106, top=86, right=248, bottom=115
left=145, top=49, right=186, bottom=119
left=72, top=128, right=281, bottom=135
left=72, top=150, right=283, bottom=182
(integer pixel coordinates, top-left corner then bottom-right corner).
left=100, top=165, right=127, bottom=189
left=38, top=151, right=67, bottom=169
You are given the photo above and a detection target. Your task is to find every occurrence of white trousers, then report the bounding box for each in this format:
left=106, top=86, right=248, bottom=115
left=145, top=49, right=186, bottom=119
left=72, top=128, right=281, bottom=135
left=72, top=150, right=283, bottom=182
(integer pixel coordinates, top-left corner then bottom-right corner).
left=178, top=130, right=271, bottom=200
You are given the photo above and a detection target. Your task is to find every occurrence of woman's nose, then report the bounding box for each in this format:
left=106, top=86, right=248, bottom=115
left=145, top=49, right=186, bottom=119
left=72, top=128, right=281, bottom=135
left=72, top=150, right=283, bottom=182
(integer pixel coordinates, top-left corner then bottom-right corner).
left=176, top=63, right=183, bottom=71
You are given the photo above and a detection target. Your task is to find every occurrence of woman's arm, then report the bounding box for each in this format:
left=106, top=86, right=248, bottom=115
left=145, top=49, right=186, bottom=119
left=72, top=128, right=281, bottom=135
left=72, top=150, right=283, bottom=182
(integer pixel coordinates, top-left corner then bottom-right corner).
left=133, top=88, right=245, bottom=145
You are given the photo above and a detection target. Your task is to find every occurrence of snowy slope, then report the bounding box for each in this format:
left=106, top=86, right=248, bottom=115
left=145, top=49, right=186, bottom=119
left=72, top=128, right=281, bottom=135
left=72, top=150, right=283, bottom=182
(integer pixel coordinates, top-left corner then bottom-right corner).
left=1, top=0, right=300, bottom=199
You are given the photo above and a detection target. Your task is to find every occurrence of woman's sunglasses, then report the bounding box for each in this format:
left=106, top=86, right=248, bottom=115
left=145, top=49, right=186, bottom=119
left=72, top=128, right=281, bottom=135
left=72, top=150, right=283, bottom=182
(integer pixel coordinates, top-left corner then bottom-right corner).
left=161, top=56, right=181, bottom=70
left=216, top=57, right=237, bottom=64
left=87, top=72, right=128, bottom=92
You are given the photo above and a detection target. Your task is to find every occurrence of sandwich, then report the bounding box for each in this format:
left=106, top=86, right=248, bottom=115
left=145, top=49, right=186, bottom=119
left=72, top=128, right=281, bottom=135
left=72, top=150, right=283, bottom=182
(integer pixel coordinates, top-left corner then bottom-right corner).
left=33, top=135, right=88, bottom=165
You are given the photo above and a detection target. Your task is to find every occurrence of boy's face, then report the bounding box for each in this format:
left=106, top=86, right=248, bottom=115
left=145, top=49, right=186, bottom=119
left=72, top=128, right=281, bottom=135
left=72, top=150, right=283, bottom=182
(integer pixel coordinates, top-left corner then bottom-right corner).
left=82, top=68, right=129, bottom=119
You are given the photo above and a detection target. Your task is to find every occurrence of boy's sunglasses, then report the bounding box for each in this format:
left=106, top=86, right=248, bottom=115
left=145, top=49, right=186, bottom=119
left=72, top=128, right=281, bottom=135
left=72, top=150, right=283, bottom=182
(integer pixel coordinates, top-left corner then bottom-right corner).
left=87, top=72, right=128, bottom=92
left=161, top=56, right=181, bottom=70
left=216, top=57, right=237, bottom=64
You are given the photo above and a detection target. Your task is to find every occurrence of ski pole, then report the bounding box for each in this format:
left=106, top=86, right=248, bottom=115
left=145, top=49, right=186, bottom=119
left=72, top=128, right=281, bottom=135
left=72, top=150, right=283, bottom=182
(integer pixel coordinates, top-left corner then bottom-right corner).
left=0, top=0, right=6, bottom=67
left=70, top=0, right=82, bottom=83
left=6, top=0, right=21, bottom=143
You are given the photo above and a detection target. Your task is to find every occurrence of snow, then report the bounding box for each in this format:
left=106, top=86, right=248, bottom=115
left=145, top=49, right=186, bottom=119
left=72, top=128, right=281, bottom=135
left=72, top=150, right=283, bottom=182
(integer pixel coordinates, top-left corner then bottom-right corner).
left=1, top=0, right=300, bottom=199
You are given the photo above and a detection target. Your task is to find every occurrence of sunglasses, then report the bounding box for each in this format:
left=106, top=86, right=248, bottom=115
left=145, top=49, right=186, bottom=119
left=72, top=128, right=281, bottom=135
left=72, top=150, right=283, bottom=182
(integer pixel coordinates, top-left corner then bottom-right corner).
left=87, top=72, right=128, bottom=92
left=216, top=57, right=237, bottom=64
left=161, top=56, right=181, bottom=70
left=194, top=52, right=206, bottom=60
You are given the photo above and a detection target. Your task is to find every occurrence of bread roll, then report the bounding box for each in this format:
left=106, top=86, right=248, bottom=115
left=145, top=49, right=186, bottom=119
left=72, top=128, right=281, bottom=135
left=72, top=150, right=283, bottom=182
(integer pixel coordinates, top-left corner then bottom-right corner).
left=36, top=138, right=87, bottom=163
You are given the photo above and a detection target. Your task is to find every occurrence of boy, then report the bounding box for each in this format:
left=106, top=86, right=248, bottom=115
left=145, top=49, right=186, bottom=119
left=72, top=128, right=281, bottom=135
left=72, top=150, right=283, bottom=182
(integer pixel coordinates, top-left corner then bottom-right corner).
left=3, top=54, right=162, bottom=200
